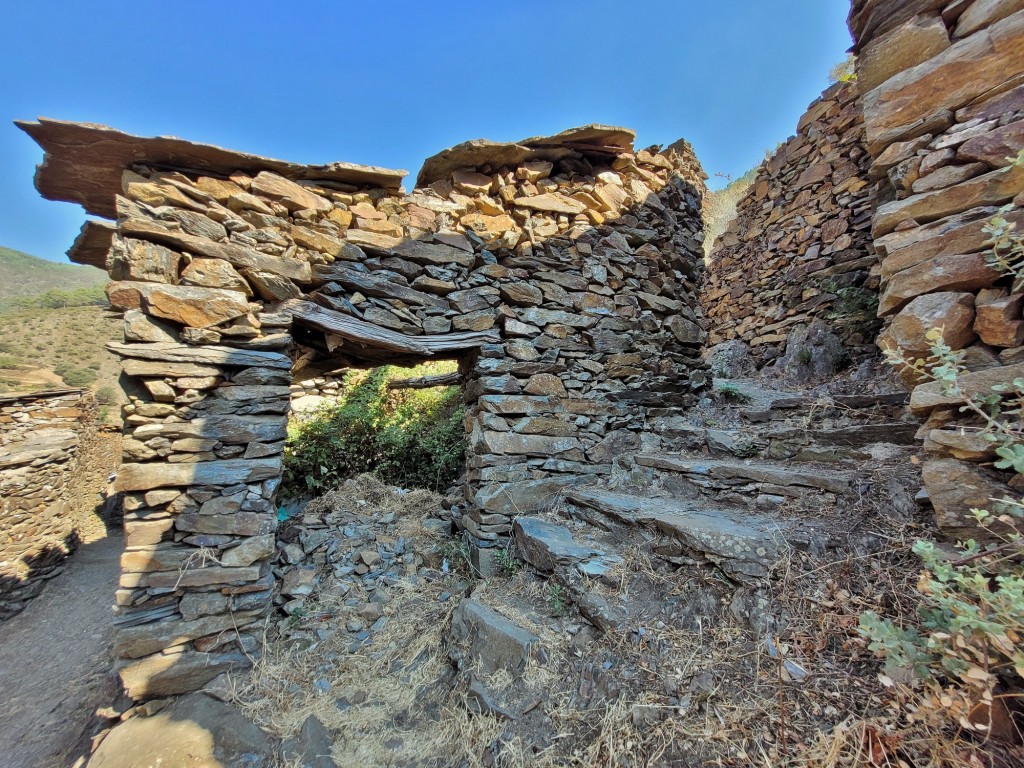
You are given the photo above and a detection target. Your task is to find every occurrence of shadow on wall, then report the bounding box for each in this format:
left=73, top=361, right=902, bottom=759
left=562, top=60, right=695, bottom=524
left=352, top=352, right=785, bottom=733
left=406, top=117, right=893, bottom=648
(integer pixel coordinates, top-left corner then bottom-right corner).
left=0, top=530, right=83, bottom=618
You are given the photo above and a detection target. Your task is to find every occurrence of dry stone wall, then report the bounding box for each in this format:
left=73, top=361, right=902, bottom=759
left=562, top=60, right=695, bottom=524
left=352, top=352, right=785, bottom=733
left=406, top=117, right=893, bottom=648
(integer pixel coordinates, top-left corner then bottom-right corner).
left=0, top=388, right=90, bottom=617
left=849, top=0, right=1024, bottom=538
left=704, top=80, right=880, bottom=369
left=20, top=119, right=708, bottom=698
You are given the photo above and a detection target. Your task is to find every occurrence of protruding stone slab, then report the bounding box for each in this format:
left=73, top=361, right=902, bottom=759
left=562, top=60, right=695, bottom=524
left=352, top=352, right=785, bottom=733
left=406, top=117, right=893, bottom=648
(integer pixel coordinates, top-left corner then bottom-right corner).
left=565, top=488, right=787, bottom=581
left=635, top=454, right=854, bottom=494
left=513, top=518, right=603, bottom=572
left=107, top=342, right=292, bottom=369
left=16, top=117, right=405, bottom=218
left=115, top=457, right=282, bottom=492
left=449, top=599, right=538, bottom=675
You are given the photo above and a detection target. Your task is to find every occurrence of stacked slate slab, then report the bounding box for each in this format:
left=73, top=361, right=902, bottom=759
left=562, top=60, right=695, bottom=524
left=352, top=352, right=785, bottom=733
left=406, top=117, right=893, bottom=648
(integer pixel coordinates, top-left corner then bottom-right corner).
left=0, top=388, right=89, bottom=618
left=704, top=80, right=880, bottom=368
left=848, top=0, right=1024, bottom=539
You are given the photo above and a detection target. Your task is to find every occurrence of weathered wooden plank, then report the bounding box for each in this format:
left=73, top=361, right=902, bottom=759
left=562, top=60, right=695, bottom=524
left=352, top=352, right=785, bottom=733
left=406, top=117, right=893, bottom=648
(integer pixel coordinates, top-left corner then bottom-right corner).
left=386, top=372, right=461, bottom=390
left=282, top=299, right=499, bottom=357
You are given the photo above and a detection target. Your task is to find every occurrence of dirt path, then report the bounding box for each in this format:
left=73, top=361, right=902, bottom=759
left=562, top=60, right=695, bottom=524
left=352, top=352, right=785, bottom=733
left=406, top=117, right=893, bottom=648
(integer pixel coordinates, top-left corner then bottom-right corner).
left=0, top=533, right=121, bottom=768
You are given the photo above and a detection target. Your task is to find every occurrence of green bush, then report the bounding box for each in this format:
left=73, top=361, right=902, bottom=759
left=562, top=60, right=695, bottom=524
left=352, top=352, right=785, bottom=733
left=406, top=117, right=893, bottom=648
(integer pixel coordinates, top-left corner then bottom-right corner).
left=94, top=385, right=118, bottom=405
left=53, top=362, right=97, bottom=387
left=859, top=328, right=1024, bottom=751
left=283, top=363, right=465, bottom=497
left=12, top=285, right=107, bottom=310
left=0, top=354, right=17, bottom=369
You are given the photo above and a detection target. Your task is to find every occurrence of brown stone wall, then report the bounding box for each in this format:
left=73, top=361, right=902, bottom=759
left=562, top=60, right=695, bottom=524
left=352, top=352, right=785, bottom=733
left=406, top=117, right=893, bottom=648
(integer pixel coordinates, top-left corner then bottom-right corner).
left=0, top=389, right=90, bottom=617
left=850, top=0, right=1024, bottom=538
left=703, top=80, right=880, bottom=368
left=21, top=120, right=708, bottom=698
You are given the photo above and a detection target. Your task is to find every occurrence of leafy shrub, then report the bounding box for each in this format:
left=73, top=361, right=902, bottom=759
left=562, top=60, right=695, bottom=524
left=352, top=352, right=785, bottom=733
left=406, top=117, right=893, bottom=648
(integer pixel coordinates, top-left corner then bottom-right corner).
left=94, top=385, right=118, bottom=405
left=859, top=328, right=1024, bottom=752
left=12, top=285, right=107, bottom=310
left=828, top=54, right=857, bottom=84
left=0, top=354, right=17, bottom=369
left=283, top=363, right=465, bottom=496
left=54, top=362, right=97, bottom=387
left=713, top=381, right=751, bottom=403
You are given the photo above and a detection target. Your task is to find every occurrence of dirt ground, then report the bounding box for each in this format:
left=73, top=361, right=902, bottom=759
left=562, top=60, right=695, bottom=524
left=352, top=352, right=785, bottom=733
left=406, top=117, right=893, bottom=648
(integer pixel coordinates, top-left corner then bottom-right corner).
left=0, top=533, right=121, bottom=768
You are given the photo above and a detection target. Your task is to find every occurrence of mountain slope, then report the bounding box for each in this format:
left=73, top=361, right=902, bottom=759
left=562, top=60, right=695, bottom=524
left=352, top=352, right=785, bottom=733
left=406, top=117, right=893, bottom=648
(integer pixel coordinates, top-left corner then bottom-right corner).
left=0, top=246, right=107, bottom=309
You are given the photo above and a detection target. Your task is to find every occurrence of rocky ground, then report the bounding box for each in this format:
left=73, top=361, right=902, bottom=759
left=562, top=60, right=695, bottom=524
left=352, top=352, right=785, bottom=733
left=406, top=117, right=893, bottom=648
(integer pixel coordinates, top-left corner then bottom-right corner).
left=107, top=370, right=941, bottom=768
left=71, top=370, right=1016, bottom=767
left=0, top=533, right=121, bottom=768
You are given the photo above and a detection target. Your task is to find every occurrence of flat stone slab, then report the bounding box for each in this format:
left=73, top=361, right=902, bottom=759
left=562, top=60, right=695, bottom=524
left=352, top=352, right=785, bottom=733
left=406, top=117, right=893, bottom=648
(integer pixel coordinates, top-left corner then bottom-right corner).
left=449, top=599, right=538, bottom=675
left=565, top=489, right=787, bottom=580
left=513, top=517, right=604, bottom=572
left=87, top=693, right=274, bottom=768
left=635, top=454, right=853, bottom=494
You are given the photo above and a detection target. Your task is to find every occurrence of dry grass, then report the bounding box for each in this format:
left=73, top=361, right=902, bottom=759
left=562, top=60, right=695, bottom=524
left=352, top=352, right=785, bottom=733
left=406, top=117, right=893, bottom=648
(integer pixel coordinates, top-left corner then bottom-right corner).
left=228, top=471, right=1011, bottom=767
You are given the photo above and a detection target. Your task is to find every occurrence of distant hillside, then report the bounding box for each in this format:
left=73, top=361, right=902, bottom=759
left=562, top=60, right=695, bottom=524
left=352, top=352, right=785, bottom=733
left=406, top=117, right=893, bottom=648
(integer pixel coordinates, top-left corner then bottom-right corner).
left=0, top=245, right=108, bottom=311
left=703, top=166, right=760, bottom=260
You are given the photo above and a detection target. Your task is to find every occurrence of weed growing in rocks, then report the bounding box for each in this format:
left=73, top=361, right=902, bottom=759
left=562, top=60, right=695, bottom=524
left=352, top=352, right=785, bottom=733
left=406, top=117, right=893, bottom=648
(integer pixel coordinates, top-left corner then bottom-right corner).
left=714, top=381, right=752, bottom=403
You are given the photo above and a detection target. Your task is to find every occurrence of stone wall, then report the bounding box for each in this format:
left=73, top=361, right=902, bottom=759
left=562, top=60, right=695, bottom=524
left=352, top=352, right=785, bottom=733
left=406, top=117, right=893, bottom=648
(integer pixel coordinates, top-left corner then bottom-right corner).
left=703, top=81, right=880, bottom=369
left=849, top=0, right=1024, bottom=538
left=290, top=373, right=347, bottom=414
left=20, top=119, right=708, bottom=698
left=0, top=388, right=90, bottom=618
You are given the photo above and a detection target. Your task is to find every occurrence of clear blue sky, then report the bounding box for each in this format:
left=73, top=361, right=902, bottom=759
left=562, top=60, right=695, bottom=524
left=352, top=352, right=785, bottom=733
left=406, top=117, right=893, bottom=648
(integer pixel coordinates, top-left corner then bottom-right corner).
left=0, top=0, right=853, bottom=263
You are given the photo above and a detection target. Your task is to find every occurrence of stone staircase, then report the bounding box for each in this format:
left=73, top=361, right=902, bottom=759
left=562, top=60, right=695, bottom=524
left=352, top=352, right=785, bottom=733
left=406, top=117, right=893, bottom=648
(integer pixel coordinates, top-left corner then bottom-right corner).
left=500, top=378, right=922, bottom=634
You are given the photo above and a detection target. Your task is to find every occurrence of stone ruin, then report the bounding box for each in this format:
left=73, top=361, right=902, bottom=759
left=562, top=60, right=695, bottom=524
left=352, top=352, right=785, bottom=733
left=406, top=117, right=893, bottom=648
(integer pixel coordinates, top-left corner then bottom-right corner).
left=0, top=388, right=94, bottom=617
left=703, top=0, right=1024, bottom=539
left=12, top=0, right=1024, bottom=706
left=704, top=79, right=880, bottom=371
left=17, top=118, right=708, bottom=697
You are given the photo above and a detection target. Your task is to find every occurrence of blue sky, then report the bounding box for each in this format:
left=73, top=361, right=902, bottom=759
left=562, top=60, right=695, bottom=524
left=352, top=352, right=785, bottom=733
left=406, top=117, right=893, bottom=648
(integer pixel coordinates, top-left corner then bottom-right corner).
left=0, top=1, right=853, bottom=263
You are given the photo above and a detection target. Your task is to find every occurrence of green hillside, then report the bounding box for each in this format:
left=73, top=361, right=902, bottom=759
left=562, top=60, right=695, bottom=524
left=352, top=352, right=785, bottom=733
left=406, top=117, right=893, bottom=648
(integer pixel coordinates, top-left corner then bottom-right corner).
left=0, top=245, right=108, bottom=311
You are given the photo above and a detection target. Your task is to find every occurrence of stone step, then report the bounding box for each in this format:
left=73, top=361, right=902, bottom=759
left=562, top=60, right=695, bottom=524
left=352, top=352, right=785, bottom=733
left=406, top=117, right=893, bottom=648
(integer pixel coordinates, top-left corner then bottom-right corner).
left=648, top=421, right=918, bottom=465
left=741, top=391, right=910, bottom=423
left=512, top=517, right=622, bottom=577
left=563, top=488, right=795, bottom=583
left=634, top=453, right=854, bottom=495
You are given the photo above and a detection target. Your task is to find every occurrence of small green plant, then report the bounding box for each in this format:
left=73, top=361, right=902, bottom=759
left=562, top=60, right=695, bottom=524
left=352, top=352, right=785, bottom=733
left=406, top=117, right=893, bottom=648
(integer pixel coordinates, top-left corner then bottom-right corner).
left=94, top=385, right=118, bottom=405
left=797, top=348, right=814, bottom=365
left=982, top=149, right=1024, bottom=292
left=0, top=354, right=17, bottom=369
left=548, top=583, right=568, bottom=617
left=494, top=545, right=523, bottom=577
left=732, top=439, right=759, bottom=459
left=828, top=54, right=858, bottom=84
left=861, top=329, right=1024, bottom=746
left=436, top=537, right=472, bottom=577
left=714, top=382, right=751, bottom=403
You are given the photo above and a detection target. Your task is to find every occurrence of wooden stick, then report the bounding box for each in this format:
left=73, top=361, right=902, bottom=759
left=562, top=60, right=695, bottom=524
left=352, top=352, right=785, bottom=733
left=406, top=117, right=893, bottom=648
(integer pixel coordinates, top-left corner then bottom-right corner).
left=386, top=372, right=461, bottom=390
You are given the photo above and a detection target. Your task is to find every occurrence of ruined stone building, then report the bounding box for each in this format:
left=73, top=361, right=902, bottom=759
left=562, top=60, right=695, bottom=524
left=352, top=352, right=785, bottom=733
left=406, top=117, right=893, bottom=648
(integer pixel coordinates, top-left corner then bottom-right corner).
left=17, top=119, right=709, bottom=697
left=11, top=0, right=1024, bottom=705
